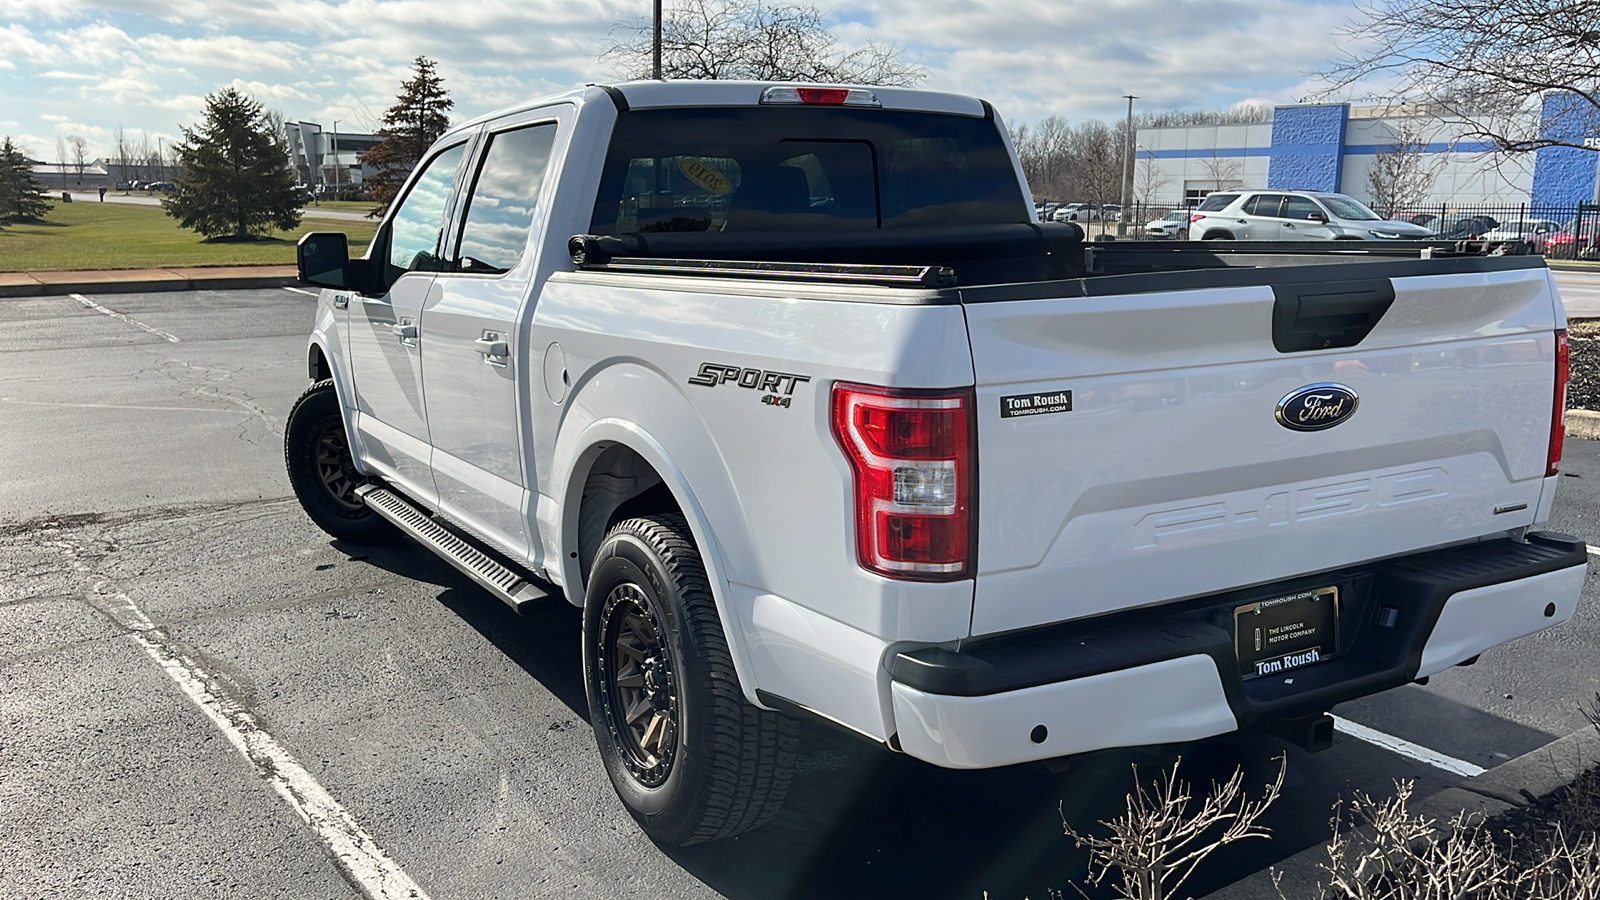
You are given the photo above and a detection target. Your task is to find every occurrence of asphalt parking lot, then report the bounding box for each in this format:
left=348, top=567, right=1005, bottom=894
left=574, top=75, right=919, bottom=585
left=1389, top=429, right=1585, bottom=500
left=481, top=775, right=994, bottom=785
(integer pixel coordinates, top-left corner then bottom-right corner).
left=2, top=286, right=1598, bottom=899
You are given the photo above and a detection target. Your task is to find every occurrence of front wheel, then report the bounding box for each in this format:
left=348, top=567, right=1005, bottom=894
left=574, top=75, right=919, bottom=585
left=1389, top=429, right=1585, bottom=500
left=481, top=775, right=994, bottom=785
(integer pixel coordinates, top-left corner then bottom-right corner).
left=283, top=379, right=393, bottom=543
left=584, top=515, right=797, bottom=845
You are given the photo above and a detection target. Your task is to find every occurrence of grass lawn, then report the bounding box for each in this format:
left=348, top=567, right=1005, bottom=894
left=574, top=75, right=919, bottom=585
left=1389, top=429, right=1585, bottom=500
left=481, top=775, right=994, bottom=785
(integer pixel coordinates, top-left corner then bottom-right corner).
left=0, top=201, right=378, bottom=273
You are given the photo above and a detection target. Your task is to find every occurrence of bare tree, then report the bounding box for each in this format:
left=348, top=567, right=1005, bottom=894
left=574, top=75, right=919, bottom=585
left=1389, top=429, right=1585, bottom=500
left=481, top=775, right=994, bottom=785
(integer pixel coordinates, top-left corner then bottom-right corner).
left=1010, top=115, right=1074, bottom=202
left=1322, top=0, right=1600, bottom=157
left=113, top=125, right=130, bottom=189
left=1199, top=151, right=1244, bottom=192
left=1070, top=121, right=1124, bottom=210
left=54, top=137, right=68, bottom=190
left=1140, top=104, right=1276, bottom=128
left=604, top=0, right=925, bottom=86
left=1134, top=152, right=1174, bottom=207
left=1365, top=123, right=1441, bottom=218
left=132, top=132, right=152, bottom=184
left=69, top=135, right=88, bottom=187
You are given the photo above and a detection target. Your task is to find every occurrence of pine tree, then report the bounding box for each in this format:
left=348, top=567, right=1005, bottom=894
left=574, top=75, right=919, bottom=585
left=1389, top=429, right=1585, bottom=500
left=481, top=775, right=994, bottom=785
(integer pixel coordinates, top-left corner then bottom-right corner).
left=0, top=136, right=53, bottom=226
left=361, top=56, right=454, bottom=217
left=164, top=87, right=303, bottom=240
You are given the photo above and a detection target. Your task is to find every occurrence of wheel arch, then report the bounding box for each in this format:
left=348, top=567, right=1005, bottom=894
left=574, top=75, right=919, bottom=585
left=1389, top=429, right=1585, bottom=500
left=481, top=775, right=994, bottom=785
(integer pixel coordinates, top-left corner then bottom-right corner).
left=550, top=369, right=765, bottom=707
left=305, top=334, right=372, bottom=476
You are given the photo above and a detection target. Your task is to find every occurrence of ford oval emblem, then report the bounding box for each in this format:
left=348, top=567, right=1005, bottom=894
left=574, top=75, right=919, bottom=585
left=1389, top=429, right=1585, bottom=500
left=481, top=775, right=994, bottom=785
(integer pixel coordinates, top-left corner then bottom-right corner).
left=1276, top=383, right=1359, bottom=432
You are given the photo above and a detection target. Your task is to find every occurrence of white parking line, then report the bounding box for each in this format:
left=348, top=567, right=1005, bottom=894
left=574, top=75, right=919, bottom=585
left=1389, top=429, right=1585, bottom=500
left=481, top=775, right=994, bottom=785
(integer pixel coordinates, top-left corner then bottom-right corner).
left=1331, top=715, right=1487, bottom=777
left=1587, top=544, right=1599, bottom=559
left=90, top=581, right=432, bottom=900
left=71, top=293, right=181, bottom=343
left=283, top=286, right=319, bottom=297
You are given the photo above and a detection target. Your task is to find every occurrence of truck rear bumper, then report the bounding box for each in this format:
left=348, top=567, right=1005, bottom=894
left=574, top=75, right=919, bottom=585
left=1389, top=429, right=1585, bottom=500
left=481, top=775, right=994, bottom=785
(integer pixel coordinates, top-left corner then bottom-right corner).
left=889, top=533, right=1586, bottom=769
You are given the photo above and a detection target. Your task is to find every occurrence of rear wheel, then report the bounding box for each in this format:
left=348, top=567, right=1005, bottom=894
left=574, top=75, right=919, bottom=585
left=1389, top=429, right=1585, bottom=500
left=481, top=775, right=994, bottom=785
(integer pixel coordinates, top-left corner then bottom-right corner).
left=1201, top=230, right=1234, bottom=240
left=284, top=379, right=393, bottom=542
left=584, top=515, right=797, bottom=845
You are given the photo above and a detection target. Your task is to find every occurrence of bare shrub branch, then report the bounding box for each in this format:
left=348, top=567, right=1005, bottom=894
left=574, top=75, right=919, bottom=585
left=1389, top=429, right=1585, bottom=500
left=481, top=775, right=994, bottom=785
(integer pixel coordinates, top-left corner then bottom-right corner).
left=1064, top=755, right=1286, bottom=900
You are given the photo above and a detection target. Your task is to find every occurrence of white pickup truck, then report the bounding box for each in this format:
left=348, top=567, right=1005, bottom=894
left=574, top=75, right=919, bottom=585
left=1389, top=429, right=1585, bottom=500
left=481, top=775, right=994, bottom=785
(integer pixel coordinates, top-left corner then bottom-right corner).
left=286, top=80, right=1588, bottom=846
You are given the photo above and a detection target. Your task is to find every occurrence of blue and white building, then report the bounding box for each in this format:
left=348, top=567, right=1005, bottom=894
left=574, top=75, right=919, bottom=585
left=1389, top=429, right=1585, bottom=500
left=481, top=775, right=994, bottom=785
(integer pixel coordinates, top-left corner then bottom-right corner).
left=1136, top=96, right=1598, bottom=209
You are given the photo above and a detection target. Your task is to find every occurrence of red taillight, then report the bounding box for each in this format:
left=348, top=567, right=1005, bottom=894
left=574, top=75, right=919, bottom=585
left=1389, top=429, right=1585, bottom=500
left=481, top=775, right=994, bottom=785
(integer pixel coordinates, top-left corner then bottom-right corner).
left=1190, top=213, right=1204, bottom=223
left=1549, top=329, right=1570, bottom=477
left=796, top=88, right=850, bottom=105
left=831, top=383, right=974, bottom=580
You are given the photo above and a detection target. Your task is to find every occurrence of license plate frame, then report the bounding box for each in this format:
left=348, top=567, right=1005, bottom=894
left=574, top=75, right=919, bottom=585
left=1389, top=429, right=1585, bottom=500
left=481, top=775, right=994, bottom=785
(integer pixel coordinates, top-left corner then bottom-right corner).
left=1234, top=586, right=1339, bottom=679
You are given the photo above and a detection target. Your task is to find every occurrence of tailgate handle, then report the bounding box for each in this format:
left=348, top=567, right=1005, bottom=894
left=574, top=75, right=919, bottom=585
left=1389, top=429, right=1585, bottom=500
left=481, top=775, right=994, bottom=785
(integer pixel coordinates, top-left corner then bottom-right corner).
left=1271, top=278, right=1396, bottom=353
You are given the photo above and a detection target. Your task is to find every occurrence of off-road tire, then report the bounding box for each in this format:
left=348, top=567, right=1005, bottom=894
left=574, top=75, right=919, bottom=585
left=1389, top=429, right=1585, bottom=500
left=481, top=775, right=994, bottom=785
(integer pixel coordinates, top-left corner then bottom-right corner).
left=284, top=379, right=393, bottom=543
left=584, top=514, right=798, bottom=845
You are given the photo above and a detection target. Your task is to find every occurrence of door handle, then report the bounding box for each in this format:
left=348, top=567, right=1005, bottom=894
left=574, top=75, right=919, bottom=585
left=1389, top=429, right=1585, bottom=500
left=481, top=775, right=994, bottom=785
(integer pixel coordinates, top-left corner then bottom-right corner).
left=475, top=336, right=510, bottom=367
left=390, top=320, right=418, bottom=345
left=333, top=293, right=350, bottom=309
left=1284, top=223, right=1296, bottom=229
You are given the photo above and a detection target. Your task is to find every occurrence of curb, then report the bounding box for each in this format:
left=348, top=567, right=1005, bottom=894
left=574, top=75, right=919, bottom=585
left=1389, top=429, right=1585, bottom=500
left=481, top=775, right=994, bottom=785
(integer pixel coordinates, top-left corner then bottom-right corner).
left=1204, top=724, right=1600, bottom=898
left=0, top=268, right=300, bottom=299
left=1568, top=410, right=1600, bottom=442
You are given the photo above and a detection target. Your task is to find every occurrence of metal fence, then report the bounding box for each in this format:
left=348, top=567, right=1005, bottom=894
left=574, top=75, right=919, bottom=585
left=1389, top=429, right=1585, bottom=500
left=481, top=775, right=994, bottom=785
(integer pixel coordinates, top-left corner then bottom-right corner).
left=1106, top=200, right=1600, bottom=256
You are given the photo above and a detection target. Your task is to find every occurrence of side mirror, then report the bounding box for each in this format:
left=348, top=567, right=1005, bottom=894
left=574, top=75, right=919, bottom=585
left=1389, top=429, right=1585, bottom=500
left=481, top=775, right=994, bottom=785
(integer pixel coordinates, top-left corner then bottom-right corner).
left=298, top=232, right=351, bottom=288
left=1309, top=212, right=1328, bottom=223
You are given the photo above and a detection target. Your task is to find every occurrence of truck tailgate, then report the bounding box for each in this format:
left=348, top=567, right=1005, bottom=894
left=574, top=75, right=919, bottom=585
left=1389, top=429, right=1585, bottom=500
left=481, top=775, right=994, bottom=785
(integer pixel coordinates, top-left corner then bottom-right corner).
left=964, top=264, right=1561, bottom=637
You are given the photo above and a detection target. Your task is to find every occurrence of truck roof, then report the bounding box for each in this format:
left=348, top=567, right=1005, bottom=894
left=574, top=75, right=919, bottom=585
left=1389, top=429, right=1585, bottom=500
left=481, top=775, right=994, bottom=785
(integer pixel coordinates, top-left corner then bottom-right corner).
left=450, top=80, right=994, bottom=135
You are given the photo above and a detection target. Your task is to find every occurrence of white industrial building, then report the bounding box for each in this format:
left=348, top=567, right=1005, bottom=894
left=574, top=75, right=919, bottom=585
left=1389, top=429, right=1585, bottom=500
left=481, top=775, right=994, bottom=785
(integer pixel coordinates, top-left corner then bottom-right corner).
left=1134, top=101, right=1570, bottom=210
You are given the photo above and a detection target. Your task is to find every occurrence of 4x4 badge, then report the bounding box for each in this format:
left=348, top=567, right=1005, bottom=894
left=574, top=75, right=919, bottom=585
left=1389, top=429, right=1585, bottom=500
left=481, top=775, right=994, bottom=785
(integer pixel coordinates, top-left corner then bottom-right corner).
left=1276, top=383, right=1358, bottom=432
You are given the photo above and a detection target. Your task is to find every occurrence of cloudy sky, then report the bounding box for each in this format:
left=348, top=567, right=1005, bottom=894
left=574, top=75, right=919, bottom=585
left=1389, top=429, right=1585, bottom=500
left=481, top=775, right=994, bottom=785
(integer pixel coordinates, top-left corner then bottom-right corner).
left=0, top=0, right=1375, bottom=162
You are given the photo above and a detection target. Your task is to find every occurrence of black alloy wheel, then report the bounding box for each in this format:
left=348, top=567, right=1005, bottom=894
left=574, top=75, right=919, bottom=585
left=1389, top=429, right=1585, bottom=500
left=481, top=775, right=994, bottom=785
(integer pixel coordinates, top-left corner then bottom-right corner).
left=583, top=514, right=797, bottom=846
left=283, top=379, right=394, bottom=542
left=596, top=582, right=680, bottom=787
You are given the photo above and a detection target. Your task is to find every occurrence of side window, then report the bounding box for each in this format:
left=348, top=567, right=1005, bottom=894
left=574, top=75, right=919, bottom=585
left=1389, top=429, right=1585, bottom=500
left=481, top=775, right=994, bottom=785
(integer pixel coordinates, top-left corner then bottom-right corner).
left=384, top=142, right=468, bottom=288
left=1284, top=196, right=1323, bottom=221
left=1244, top=194, right=1285, bottom=217
left=454, top=123, right=559, bottom=274
left=1196, top=193, right=1238, bottom=212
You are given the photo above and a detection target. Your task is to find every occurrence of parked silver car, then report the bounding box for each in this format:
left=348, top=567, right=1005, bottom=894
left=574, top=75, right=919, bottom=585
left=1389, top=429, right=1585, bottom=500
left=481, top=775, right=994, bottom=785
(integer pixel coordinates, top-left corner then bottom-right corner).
left=1482, top=219, right=1564, bottom=245
left=1187, top=190, right=1436, bottom=241
left=1144, top=210, right=1191, bottom=239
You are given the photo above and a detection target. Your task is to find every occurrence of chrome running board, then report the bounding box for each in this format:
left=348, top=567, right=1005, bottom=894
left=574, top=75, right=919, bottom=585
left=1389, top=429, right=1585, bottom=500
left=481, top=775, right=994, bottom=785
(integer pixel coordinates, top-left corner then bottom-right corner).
left=356, top=484, right=553, bottom=613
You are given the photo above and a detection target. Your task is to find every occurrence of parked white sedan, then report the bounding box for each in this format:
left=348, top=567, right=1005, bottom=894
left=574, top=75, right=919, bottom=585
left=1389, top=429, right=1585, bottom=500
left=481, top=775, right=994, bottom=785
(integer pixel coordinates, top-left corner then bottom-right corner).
left=1144, top=210, right=1190, bottom=239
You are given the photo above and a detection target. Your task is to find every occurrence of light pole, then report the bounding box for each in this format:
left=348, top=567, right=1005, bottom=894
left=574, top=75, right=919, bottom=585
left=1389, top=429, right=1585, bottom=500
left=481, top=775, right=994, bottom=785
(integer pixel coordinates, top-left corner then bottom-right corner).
left=331, top=120, right=339, bottom=198
left=1118, top=94, right=1136, bottom=237
left=652, top=0, right=663, bottom=79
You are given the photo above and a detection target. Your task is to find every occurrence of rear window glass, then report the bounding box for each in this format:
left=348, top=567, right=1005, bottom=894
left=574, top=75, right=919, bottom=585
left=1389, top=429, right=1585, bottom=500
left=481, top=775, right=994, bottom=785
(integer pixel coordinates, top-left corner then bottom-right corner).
left=588, top=107, right=1028, bottom=234
left=1197, top=193, right=1238, bottom=212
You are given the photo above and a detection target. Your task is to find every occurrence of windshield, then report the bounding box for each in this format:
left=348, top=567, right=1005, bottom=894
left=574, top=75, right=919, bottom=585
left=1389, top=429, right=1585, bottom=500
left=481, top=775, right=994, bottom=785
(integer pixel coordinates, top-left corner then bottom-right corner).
left=589, top=107, right=1028, bottom=234
left=1316, top=194, right=1381, bottom=221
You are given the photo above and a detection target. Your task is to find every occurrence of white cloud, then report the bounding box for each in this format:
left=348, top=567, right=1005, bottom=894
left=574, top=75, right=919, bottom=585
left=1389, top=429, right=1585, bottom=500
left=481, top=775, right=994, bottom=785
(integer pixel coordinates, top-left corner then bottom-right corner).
left=0, top=23, right=59, bottom=66
left=0, top=0, right=1398, bottom=166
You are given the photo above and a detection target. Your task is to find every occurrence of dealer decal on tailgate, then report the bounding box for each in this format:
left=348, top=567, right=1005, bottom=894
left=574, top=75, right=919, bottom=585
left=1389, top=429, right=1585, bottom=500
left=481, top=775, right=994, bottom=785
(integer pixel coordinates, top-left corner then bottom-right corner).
left=1000, top=390, right=1072, bottom=419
